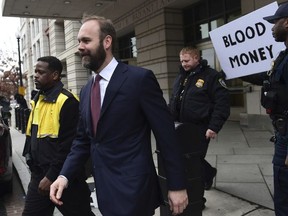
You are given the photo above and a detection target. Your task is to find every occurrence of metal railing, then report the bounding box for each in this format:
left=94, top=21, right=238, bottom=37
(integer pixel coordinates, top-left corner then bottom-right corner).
left=14, top=107, right=30, bottom=134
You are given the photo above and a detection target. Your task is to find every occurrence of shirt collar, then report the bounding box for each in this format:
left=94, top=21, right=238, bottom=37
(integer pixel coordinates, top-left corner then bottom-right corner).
left=95, top=57, right=118, bottom=82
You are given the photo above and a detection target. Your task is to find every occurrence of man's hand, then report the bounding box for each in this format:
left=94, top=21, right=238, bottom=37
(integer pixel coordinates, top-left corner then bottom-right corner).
left=205, top=129, right=217, bottom=139
left=38, top=176, right=52, bottom=196
left=168, top=189, right=188, bottom=215
left=49, top=176, right=68, bottom=206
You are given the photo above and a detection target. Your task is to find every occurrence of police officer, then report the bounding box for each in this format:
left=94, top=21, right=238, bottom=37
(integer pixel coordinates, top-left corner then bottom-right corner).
left=261, top=3, right=288, bottom=216
left=169, top=46, right=230, bottom=208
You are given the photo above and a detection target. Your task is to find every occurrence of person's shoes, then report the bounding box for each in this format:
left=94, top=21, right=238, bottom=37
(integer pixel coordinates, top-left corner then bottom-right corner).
left=204, top=168, right=217, bottom=190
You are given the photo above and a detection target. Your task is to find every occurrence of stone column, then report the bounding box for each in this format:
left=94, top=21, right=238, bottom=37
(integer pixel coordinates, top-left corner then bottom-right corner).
left=65, top=54, right=90, bottom=96
left=135, top=7, right=184, bottom=101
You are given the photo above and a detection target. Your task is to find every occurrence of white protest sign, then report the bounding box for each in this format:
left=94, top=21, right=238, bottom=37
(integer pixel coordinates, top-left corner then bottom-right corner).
left=209, top=1, right=285, bottom=80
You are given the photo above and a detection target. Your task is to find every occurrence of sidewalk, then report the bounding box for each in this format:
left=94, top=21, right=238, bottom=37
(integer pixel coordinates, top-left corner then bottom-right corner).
left=10, top=120, right=275, bottom=216
left=204, top=120, right=275, bottom=216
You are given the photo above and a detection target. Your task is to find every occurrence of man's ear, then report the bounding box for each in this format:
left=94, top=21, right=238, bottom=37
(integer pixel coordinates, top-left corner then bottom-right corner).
left=103, top=35, right=112, bottom=50
left=53, top=71, right=60, bottom=80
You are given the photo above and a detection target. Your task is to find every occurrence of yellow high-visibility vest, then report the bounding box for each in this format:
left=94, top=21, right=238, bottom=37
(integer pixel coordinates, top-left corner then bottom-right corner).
left=26, top=92, right=78, bottom=138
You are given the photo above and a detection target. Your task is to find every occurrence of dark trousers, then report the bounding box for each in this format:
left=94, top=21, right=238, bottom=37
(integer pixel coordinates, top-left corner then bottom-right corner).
left=202, top=158, right=215, bottom=183
left=273, top=129, right=288, bottom=216
left=198, top=126, right=215, bottom=184
left=273, top=165, right=288, bottom=216
left=22, top=172, right=95, bottom=216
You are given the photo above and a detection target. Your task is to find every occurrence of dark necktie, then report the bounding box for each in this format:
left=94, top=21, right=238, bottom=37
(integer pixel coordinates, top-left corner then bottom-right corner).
left=91, top=74, right=102, bottom=135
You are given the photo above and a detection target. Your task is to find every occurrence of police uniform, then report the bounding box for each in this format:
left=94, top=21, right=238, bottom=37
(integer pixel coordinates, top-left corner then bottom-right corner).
left=169, top=59, right=230, bottom=195
left=261, top=48, right=288, bottom=216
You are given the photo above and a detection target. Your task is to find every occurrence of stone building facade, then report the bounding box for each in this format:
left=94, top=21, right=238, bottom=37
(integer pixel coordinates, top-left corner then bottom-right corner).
left=13, top=0, right=287, bottom=128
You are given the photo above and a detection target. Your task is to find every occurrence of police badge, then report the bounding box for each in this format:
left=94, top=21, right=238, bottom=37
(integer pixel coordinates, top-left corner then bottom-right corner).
left=195, top=79, right=204, bottom=88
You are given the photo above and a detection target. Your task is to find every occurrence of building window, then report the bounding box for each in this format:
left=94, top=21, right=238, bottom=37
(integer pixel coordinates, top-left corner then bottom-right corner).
left=183, top=0, right=241, bottom=44
left=201, top=48, right=215, bottom=69
left=118, top=32, right=137, bottom=60
left=35, top=19, right=39, bottom=34
left=37, top=40, right=41, bottom=60
left=31, top=20, right=35, bottom=39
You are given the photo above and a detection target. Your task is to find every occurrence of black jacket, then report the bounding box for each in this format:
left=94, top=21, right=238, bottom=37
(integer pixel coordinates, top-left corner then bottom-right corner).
left=169, top=60, right=230, bottom=133
left=22, top=82, right=81, bottom=181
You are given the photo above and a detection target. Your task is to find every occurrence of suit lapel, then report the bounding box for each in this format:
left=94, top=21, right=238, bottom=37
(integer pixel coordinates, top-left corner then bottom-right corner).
left=100, top=62, right=128, bottom=117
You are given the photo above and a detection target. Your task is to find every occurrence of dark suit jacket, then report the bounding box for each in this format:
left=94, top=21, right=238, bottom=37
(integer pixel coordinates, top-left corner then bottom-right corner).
left=61, top=61, right=186, bottom=216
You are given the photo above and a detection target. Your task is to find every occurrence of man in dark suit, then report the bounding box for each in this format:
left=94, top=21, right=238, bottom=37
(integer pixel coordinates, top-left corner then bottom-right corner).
left=50, top=15, right=188, bottom=216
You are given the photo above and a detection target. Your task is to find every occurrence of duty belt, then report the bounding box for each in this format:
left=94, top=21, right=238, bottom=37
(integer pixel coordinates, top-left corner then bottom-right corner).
left=272, top=117, right=287, bottom=136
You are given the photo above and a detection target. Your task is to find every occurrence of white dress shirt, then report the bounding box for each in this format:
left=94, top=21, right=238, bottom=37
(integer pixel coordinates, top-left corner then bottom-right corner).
left=94, top=57, right=118, bottom=106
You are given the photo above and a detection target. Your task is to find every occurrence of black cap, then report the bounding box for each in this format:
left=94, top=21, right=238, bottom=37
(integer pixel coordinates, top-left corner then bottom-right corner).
left=263, top=2, right=288, bottom=23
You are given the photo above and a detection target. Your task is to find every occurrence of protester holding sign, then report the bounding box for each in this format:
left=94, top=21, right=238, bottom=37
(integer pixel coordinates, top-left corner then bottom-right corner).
left=169, top=46, right=230, bottom=209
left=261, top=3, right=288, bottom=216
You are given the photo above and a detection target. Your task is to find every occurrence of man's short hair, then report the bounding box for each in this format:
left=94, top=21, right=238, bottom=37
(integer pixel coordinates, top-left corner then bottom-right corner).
left=180, top=46, right=200, bottom=59
left=37, top=56, right=63, bottom=74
